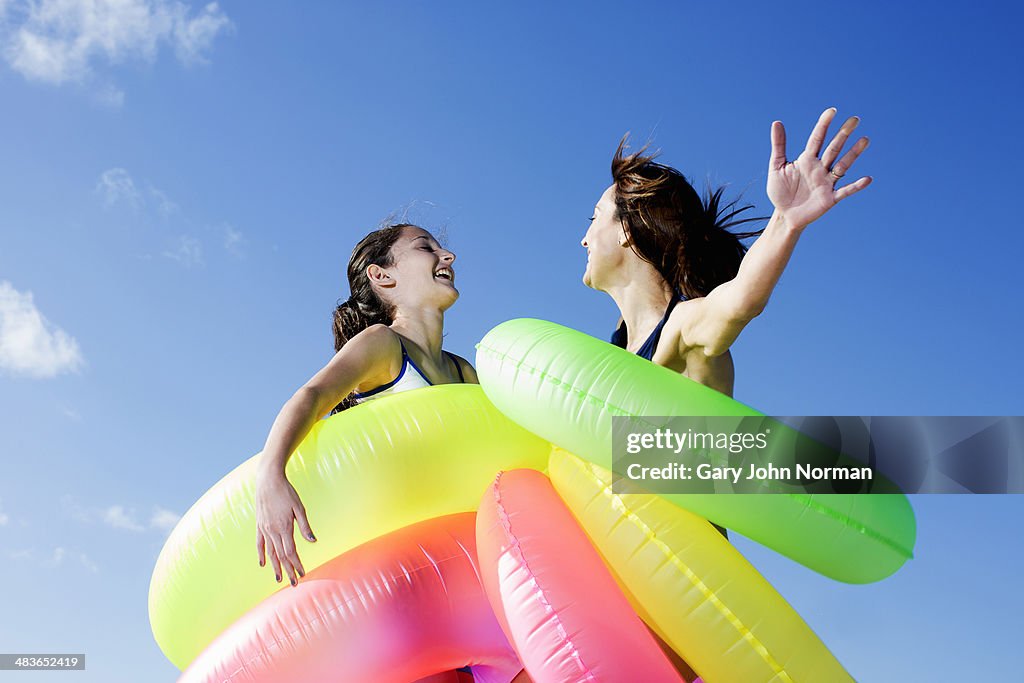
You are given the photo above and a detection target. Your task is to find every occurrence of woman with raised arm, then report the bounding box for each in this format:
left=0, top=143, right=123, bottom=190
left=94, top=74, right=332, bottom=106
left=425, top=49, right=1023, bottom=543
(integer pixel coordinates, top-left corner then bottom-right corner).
left=580, top=107, right=871, bottom=683
left=582, top=107, right=871, bottom=396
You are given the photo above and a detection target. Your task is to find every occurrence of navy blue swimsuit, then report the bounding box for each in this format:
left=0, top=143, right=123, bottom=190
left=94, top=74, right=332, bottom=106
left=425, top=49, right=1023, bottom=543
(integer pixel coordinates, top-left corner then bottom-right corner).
left=611, top=295, right=729, bottom=540
left=610, top=296, right=684, bottom=360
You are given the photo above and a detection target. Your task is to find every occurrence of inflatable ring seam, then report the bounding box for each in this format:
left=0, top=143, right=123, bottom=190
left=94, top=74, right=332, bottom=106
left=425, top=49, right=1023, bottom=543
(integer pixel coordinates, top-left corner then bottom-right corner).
left=564, top=452, right=796, bottom=683
left=477, top=342, right=915, bottom=561
left=788, top=493, right=914, bottom=559
left=491, top=471, right=597, bottom=681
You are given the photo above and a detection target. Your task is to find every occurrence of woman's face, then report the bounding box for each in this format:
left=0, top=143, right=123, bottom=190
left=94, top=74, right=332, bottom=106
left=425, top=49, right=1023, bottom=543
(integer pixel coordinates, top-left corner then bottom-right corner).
left=581, top=184, right=628, bottom=290
left=373, top=226, right=458, bottom=309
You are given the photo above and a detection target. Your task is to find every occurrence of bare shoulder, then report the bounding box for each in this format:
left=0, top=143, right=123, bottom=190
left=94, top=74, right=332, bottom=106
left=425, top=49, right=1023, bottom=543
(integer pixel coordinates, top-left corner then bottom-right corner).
left=660, top=300, right=736, bottom=396
left=663, top=297, right=708, bottom=350
left=445, top=352, right=479, bottom=384
left=349, top=323, right=401, bottom=348
left=317, top=324, right=403, bottom=394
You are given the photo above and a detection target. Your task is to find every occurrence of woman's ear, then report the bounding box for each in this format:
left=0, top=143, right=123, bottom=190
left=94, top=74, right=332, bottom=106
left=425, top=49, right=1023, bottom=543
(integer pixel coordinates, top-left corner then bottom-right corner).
left=366, top=264, right=395, bottom=289
left=618, top=224, right=633, bottom=248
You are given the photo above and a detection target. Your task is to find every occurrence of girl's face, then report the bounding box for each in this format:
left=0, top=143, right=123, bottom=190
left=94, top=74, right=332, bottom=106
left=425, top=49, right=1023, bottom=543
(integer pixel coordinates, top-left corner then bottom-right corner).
left=372, top=226, right=458, bottom=310
left=581, top=185, right=629, bottom=290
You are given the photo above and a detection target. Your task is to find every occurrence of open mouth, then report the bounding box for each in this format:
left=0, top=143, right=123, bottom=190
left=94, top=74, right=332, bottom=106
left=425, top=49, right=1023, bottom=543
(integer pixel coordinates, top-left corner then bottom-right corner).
left=434, top=267, right=454, bottom=282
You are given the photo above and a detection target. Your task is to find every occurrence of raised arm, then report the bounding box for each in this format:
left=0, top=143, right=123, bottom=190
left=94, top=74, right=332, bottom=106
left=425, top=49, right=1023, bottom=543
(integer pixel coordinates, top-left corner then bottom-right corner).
left=681, top=107, right=872, bottom=356
left=255, top=324, right=400, bottom=586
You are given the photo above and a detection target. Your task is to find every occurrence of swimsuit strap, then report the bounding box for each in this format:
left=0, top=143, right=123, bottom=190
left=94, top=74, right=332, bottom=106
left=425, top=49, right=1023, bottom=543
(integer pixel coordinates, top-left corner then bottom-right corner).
left=445, top=351, right=465, bottom=383
left=399, top=339, right=434, bottom=386
left=611, top=295, right=687, bottom=361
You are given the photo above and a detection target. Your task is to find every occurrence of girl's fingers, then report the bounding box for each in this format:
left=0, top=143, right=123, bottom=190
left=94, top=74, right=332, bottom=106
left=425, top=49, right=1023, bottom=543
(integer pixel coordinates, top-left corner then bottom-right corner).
left=769, top=120, right=787, bottom=172
left=267, top=540, right=284, bottom=583
left=295, top=505, right=316, bottom=544
left=272, top=535, right=296, bottom=586
left=834, top=176, right=873, bottom=202
left=830, top=137, right=870, bottom=179
left=821, top=116, right=860, bottom=168
left=804, top=107, right=837, bottom=158
left=280, top=531, right=305, bottom=582
left=256, top=529, right=266, bottom=567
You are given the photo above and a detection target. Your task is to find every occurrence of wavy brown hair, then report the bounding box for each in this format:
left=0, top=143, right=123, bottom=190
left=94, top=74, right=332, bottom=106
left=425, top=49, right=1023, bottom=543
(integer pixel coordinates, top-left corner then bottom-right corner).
left=329, top=223, right=415, bottom=412
left=612, top=137, right=766, bottom=299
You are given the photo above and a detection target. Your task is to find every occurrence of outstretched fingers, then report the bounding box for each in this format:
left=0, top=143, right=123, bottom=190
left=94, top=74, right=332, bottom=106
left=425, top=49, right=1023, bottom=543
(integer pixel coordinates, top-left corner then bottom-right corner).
left=769, top=120, right=788, bottom=171
left=821, top=116, right=860, bottom=168
left=830, top=136, right=870, bottom=179
left=834, top=175, right=873, bottom=202
left=804, top=107, right=838, bottom=158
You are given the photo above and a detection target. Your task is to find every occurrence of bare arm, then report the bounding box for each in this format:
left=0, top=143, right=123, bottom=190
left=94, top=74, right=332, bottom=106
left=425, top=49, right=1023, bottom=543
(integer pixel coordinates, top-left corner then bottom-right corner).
left=255, top=325, right=400, bottom=585
left=679, top=107, right=872, bottom=357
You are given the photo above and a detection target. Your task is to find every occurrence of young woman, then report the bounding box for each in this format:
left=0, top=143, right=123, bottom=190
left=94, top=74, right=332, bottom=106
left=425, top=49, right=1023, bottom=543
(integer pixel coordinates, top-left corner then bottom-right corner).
left=254, top=223, right=472, bottom=586
left=581, top=107, right=871, bottom=683
left=252, top=223, right=528, bottom=683
left=582, top=107, right=871, bottom=395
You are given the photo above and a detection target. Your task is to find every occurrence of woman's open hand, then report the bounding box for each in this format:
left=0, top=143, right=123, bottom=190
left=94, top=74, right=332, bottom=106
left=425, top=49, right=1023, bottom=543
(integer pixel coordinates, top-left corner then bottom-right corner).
left=767, top=107, right=872, bottom=229
left=255, top=469, right=317, bottom=586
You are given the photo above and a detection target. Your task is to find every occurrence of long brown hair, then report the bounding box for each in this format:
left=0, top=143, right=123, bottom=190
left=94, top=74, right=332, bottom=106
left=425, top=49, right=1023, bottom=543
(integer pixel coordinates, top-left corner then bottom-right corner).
left=329, top=223, right=415, bottom=412
left=611, top=137, right=766, bottom=299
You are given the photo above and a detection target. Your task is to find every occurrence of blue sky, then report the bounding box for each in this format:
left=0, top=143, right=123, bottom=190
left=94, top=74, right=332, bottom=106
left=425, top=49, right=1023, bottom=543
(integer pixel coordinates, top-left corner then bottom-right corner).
left=0, top=1, right=1021, bottom=680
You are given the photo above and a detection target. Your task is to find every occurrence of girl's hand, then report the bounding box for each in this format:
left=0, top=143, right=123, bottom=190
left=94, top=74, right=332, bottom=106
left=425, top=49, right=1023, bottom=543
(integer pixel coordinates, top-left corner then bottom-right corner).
left=767, top=107, right=873, bottom=230
left=255, top=469, right=317, bottom=586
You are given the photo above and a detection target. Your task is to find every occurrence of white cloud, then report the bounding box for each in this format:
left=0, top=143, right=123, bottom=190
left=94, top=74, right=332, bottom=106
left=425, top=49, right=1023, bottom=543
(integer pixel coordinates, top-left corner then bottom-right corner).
left=149, top=185, right=179, bottom=218
left=102, top=504, right=144, bottom=532
left=38, top=546, right=97, bottom=572
left=43, top=546, right=66, bottom=567
left=60, top=404, right=83, bottom=421
left=0, top=497, right=8, bottom=526
left=0, top=280, right=84, bottom=378
left=78, top=552, right=99, bottom=572
left=8, top=548, right=34, bottom=561
left=1, top=1, right=232, bottom=91
left=96, top=167, right=140, bottom=207
left=163, top=234, right=203, bottom=267
left=94, top=82, right=124, bottom=107
left=171, top=1, right=230, bottom=64
left=223, top=224, right=245, bottom=257
left=149, top=506, right=180, bottom=532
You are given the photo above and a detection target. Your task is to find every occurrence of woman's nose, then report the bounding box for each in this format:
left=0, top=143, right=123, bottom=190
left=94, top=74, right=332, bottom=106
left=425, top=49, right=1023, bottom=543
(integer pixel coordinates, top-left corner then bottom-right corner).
left=442, top=250, right=456, bottom=263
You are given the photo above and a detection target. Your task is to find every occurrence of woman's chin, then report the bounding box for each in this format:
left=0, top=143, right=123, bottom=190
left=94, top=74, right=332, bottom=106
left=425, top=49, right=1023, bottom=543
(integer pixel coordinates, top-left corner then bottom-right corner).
left=437, top=285, right=460, bottom=308
left=582, top=268, right=595, bottom=289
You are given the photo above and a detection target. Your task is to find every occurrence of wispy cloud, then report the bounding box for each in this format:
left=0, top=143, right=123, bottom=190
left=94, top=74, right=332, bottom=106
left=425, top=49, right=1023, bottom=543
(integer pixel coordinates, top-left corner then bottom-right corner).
left=0, top=1, right=233, bottom=101
left=102, top=505, right=145, bottom=532
left=150, top=506, right=180, bottom=532
left=39, top=546, right=98, bottom=572
left=94, top=168, right=245, bottom=263
left=42, top=546, right=66, bottom=568
left=149, top=185, right=179, bottom=218
left=96, top=167, right=141, bottom=207
left=67, top=497, right=179, bottom=536
left=223, top=224, right=245, bottom=258
left=59, top=404, right=83, bottom=422
left=0, top=497, right=8, bottom=526
left=0, top=280, right=84, bottom=378
left=163, top=234, right=203, bottom=267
